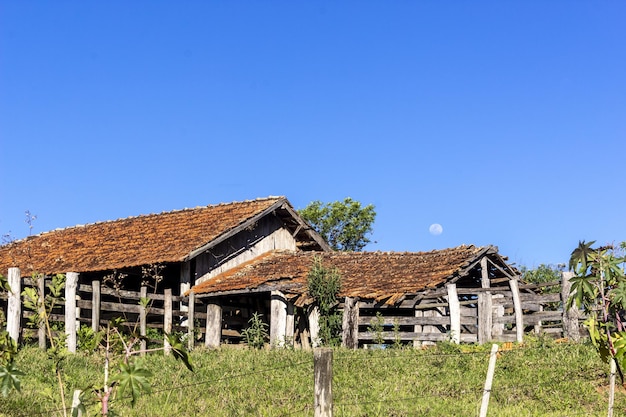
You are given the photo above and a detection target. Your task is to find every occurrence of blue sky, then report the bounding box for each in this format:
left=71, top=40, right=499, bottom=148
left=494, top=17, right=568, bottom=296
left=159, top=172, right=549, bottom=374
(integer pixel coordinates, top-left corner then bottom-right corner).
left=1, top=2, right=624, bottom=268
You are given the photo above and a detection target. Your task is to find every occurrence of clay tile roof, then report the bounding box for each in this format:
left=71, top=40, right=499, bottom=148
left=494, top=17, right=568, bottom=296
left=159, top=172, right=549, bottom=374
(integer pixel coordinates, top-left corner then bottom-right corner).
left=0, top=197, right=288, bottom=275
left=191, top=245, right=492, bottom=303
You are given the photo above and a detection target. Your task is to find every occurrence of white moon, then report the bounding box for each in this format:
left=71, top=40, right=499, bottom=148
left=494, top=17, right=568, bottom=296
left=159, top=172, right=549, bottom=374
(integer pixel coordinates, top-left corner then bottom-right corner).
left=429, top=223, right=443, bottom=236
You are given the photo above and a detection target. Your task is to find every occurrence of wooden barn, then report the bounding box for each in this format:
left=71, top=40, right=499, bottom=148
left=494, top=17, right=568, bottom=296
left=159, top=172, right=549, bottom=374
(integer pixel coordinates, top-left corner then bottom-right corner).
left=1, top=196, right=570, bottom=351
left=0, top=197, right=329, bottom=349
left=188, top=245, right=527, bottom=348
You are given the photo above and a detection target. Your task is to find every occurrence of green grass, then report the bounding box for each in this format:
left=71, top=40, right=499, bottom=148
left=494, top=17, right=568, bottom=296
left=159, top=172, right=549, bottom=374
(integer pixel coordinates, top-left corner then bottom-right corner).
left=2, top=337, right=625, bottom=416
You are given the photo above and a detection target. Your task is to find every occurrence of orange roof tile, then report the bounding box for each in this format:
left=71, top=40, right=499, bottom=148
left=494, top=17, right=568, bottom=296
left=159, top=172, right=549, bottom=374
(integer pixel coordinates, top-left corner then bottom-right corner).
left=0, top=197, right=293, bottom=275
left=191, top=245, right=492, bottom=303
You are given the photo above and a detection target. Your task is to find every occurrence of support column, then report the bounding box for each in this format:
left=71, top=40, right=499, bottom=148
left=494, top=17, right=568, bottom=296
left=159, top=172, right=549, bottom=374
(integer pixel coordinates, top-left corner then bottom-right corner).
left=164, top=288, right=172, bottom=355
left=561, top=271, right=580, bottom=341
left=6, top=267, right=21, bottom=343
left=270, top=291, right=287, bottom=348
left=341, top=297, right=359, bottom=349
left=65, top=272, right=79, bottom=353
left=509, top=277, right=524, bottom=343
left=37, top=275, right=46, bottom=349
left=205, top=302, right=222, bottom=349
left=447, top=284, right=461, bottom=344
left=308, top=306, right=320, bottom=348
left=478, top=258, right=492, bottom=344
left=91, top=280, right=101, bottom=333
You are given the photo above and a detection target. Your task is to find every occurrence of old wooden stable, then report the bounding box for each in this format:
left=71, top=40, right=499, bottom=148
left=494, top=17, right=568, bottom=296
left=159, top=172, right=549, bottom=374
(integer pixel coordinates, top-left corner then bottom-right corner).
left=0, top=197, right=578, bottom=350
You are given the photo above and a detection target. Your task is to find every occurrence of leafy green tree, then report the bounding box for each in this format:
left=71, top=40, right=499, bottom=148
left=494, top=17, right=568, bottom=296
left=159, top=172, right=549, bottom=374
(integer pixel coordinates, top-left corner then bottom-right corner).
left=298, top=198, right=376, bottom=251
left=307, top=256, right=342, bottom=346
left=568, top=240, right=626, bottom=415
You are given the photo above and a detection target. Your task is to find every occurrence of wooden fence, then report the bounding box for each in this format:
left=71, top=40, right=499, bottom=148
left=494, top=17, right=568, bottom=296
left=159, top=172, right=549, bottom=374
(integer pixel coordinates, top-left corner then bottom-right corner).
left=2, top=267, right=583, bottom=352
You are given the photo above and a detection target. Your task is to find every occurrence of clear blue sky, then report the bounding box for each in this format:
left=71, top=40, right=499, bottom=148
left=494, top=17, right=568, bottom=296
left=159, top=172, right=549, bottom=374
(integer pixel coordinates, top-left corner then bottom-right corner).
left=1, top=2, right=624, bottom=269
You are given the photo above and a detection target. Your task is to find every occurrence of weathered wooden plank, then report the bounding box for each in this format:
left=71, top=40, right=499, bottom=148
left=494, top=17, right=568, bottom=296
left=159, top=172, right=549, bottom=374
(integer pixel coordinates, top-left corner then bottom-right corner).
left=341, top=297, right=359, bottom=349
left=164, top=289, right=172, bottom=355
left=187, top=291, right=195, bottom=350
left=91, top=280, right=101, bottom=333
left=140, top=286, right=147, bottom=353
left=561, top=271, right=581, bottom=341
left=447, top=284, right=461, bottom=344
left=358, top=315, right=477, bottom=326
left=38, top=275, right=46, bottom=349
left=205, top=303, right=222, bottom=348
left=65, top=272, right=79, bottom=353
left=7, top=268, right=21, bottom=343
left=314, top=348, right=333, bottom=417
left=270, top=291, right=287, bottom=348
left=509, top=278, right=524, bottom=343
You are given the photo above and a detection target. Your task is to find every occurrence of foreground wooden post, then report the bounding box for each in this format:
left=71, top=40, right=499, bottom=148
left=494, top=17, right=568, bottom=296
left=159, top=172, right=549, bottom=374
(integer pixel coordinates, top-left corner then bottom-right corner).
left=509, top=278, right=524, bottom=343
left=65, top=272, right=79, bottom=353
left=140, top=286, right=148, bottom=353
left=447, top=284, right=461, bottom=344
left=205, top=302, right=222, bottom=349
left=270, top=291, right=287, bottom=348
left=91, top=280, right=101, bottom=333
left=164, top=288, right=172, bottom=355
left=6, top=267, right=21, bottom=343
left=341, top=297, right=359, bottom=349
left=38, top=275, right=46, bottom=349
left=479, top=344, right=499, bottom=417
left=561, top=271, right=581, bottom=341
left=314, top=348, right=333, bottom=417
left=187, top=291, right=195, bottom=351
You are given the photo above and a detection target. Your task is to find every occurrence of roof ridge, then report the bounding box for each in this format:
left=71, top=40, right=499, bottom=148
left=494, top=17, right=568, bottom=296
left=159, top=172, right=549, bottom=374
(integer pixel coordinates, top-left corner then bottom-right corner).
left=3, top=196, right=286, bottom=245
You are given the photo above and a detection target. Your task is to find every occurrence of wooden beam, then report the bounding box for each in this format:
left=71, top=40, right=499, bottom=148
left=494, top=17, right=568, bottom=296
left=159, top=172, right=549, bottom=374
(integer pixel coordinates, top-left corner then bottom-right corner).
left=341, top=297, right=359, bottom=349
left=309, top=306, right=320, bottom=348
left=38, top=275, right=46, bottom=349
left=508, top=277, right=524, bottom=343
left=65, top=272, right=79, bottom=353
left=561, top=271, right=580, bottom=341
left=140, top=286, right=147, bottom=353
left=447, top=284, right=461, bottom=344
left=205, top=302, right=222, bottom=349
left=91, top=280, right=101, bottom=333
left=6, top=268, right=21, bottom=343
left=187, top=291, right=195, bottom=350
left=270, top=291, right=287, bottom=348
left=164, top=288, right=172, bottom=355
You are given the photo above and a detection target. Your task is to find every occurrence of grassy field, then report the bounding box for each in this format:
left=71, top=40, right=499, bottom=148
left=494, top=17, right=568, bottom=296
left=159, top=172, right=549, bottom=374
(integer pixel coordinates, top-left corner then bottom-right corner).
left=2, top=336, right=625, bottom=416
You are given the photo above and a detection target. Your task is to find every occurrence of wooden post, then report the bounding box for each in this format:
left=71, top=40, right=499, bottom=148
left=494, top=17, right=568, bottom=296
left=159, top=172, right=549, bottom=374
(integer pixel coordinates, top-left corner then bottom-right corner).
left=308, top=306, right=320, bottom=348
left=65, top=272, right=79, bottom=353
left=341, top=297, right=359, bottom=349
left=91, top=280, right=101, bottom=333
left=270, top=291, right=287, bottom=348
left=479, top=344, right=499, bottom=417
left=139, top=286, right=147, bottom=353
left=561, top=271, right=580, bottom=341
left=447, top=284, right=461, bottom=344
left=314, top=348, right=333, bottom=417
left=509, top=277, right=524, bottom=343
left=187, top=291, right=195, bottom=351
left=205, top=302, right=222, bottom=349
left=164, top=288, right=172, bottom=355
left=478, top=258, right=492, bottom=344
left=38, top=275, right=46, bottom=349
left=413, top=307, right=423, bottom=348
left=6, top=267, right=21, bottom=343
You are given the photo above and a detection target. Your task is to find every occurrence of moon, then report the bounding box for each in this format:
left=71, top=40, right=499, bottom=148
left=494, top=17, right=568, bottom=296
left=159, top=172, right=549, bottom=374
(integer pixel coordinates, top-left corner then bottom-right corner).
left=429, top=223, right=443, bottom=236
